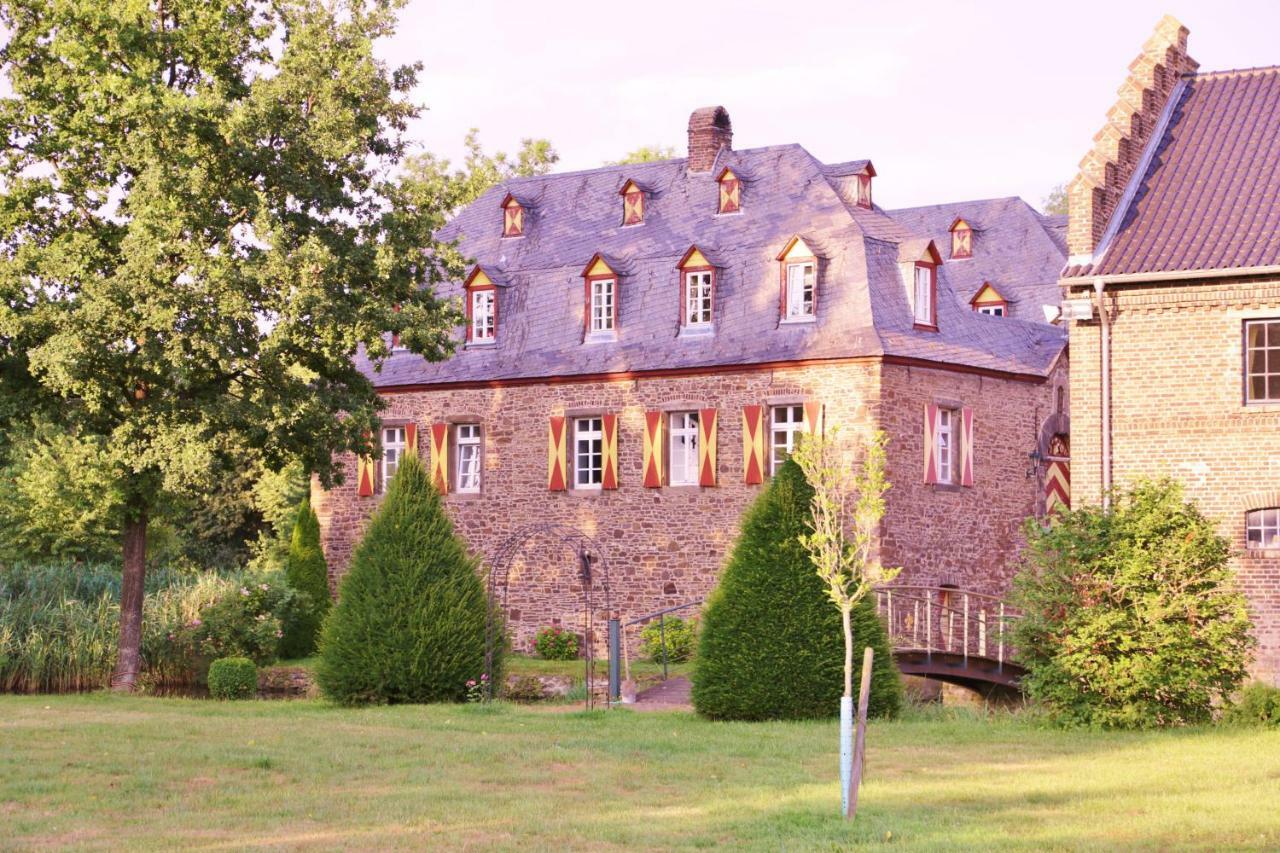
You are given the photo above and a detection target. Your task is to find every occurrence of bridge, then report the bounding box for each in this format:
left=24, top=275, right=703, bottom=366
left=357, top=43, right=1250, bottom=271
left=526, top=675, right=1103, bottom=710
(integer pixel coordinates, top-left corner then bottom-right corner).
left=874, top=585, right=1024, bottom=695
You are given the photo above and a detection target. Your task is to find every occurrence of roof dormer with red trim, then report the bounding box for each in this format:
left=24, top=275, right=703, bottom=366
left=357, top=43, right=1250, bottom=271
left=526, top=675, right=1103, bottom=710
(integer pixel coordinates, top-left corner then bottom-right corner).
left=500, top=193, right=526, bottom=238
left=949, top=217, right=973, bottom=259
left=856, top=163, right=876, bottom=208
left=463, top=266, right=498, bottom=344
left=716, top=167, right=741, bottom=214
left=620, top=180, right=646, bottom=226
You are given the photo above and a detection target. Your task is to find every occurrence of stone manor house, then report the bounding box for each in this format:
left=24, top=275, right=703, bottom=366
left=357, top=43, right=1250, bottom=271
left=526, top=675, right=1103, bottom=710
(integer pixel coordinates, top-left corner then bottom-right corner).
left=316, top=16, right=1278, bottom=677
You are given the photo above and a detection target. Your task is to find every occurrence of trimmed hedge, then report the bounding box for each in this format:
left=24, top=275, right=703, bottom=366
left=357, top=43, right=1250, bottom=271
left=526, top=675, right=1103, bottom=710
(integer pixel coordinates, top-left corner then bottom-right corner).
left=280, top=497, right=330, bottom=659
left=208, top=656, right=257, bottom=699
left=693, top=459, right=901, bottom=721
left=316, top=454, right=501, bottom=705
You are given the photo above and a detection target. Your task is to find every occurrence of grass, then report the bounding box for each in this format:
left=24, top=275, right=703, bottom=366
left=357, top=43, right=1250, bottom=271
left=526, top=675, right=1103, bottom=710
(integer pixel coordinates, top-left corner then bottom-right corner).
left=1, top=695, right=1278, bottom=850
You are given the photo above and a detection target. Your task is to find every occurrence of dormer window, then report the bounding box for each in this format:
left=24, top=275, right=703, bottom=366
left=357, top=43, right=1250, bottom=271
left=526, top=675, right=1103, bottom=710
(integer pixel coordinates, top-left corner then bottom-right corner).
left=913, top=264, right=936, bottom=328
left=899, top=239, right=941, bottom=331
left=581, top=254, right=618, bottom=340
left=857, top=173, right=873, bottom=208
left=970, top=282, right=1007, bottom=317
left=716, top=167, right=740, bottom=214
left=777, top=237, right=818, bottom=322
left=500, top=193, right=524, bottom=238
left=464, top=267, right=497, bottom=344
left=677, top=246, right=715, bottom=329
left=950, top=218, right=973, bottom=259
left=620, top=180, right=645, bottom=226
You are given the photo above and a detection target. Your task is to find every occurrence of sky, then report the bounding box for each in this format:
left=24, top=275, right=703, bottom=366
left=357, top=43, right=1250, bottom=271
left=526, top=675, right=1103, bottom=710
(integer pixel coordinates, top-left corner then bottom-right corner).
left=379, top=0, right=1280, bottom=211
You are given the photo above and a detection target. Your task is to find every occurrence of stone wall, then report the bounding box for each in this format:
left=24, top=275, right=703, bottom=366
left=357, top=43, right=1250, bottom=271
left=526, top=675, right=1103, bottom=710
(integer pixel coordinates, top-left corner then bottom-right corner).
left=1067, top=275, right=1280, bottom=681
left=314, top=359, right=1057, bottom=651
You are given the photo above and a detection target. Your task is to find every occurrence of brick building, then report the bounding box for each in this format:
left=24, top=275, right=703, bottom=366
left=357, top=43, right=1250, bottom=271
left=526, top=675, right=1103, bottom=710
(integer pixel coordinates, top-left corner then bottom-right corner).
left=1061, top=16, right=1280, bottom=680
left=315, top=106, right=1069, bottom=648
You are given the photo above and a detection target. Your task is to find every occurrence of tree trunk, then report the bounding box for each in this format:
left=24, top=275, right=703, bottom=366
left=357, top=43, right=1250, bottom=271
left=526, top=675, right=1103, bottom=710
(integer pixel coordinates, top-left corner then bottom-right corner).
left=111, top=502, right=148, bottom=692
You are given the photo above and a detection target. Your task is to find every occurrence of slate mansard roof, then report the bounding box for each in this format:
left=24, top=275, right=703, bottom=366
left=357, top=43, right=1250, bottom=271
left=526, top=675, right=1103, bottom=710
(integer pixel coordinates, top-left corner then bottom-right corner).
left=1065, top=65, right=1280, bottom=279
left=365, top=143, right=1067, bottom=388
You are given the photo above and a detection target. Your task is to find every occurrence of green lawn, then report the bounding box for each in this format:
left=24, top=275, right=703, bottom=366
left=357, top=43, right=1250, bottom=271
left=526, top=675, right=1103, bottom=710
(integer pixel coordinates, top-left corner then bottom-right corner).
left=2, top=695, right=1277, bottom=851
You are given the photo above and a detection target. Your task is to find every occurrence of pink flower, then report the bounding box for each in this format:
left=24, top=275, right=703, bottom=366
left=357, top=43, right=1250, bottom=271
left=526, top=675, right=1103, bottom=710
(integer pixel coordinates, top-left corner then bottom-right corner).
left=259, top=583, right=269, bottom=591
left=480, top=674, right=489, bottom=681
left=275, top=630, right=283, bottom=638
left=466, top=680, right=477, bottom=687
left=240, top=587, right=250, bottom=597
left=190, top=619, right=202, bottom=627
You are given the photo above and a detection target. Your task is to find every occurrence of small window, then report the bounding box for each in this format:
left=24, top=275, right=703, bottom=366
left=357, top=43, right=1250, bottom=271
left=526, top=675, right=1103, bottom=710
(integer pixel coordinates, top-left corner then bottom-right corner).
left=471, top=290, right=496, bottom=343
left=1246, top=508, right=1280, bottom=549
left=785, top=262, right=816, bottom=320
left=501, top=195, right=524, bottom=238
left=669, top=411, right=700, bottom=486
left=381, top=426, right=406, bottom=491
left=590, top=278, right=616, bottom=333
left=621, top=181, right=644, bottom=226
left=455, top=424, right=482, bottom=494
left=856, top=174, right=872, bottom=208
left=935, top=408, right=955, bottom=484
left=913, top=264, right=936, bottom=328
left=950, top=220, right=973, bottom=259
left=770, top=405, right=805, bottom=474
left=717, top=168, right=740, bottom=214
left=574, top=417, right=604, bottom=489
left=1245, top=319, right=1280, bottom=404
left=977, top=305, right=1005, bottom=317
left=685, top=271, right=713, bottom=327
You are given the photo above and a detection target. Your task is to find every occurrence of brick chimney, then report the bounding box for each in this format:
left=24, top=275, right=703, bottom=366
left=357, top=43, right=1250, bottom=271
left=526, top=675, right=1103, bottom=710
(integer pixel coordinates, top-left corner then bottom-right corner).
left=687, top=106, right=732, bottom=173
left=1067, top=15, right=1198, bottom=261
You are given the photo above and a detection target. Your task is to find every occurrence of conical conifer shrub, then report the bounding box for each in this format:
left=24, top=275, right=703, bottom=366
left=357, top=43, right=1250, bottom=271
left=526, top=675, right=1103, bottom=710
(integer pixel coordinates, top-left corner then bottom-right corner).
left=280, top=496, right=330, bottom=659
left=317, top=454, right=500, bottom=704
left=692, top=459, right=901, bottom=721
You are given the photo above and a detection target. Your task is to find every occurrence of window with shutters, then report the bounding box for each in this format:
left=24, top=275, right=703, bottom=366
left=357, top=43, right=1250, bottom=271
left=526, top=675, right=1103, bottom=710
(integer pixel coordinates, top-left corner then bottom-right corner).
left=668, top=411, right=700, bottom=486
left=574, top=417, right=604, bottom=489
left=1246, top=508, right=1280, bottom=549
left=381, top=426, right=406, bottom=492
left=455, top=424, right=482, bottom=494
left=685, top=271, right=713, bottom=327
left=913, top=263, right=936, bottom=329
left=770, top=405, right=805, bottom=474
left=1245, top=319, right=1280, bottom=404
left=935, top=408, right=956, bottom=484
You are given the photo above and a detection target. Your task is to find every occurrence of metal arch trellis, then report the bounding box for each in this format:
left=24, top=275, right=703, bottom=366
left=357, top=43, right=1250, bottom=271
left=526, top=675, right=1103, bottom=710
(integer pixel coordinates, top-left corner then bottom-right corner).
left=484, top=523, right=613, bottom=708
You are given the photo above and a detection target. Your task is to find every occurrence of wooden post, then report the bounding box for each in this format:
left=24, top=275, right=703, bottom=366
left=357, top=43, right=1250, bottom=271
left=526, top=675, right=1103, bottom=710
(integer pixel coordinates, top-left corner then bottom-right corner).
left=847, top=646, right=874, bottom=820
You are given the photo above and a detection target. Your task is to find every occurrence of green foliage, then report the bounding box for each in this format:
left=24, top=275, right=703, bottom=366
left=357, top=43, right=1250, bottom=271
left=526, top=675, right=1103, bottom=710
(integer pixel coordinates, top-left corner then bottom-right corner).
left=1222, top=683, right=1280, bottom=727
left=0, top=563, right=293, bottom=691
left=317, top=456, right=500, bottom=705
left=503, top=675, right=548, bottom=703
left=533, top=626, right=579, bottom=661
left=693, top=460, right=901, bottom=721
left=280, top=497, right=330, bottom=658
left=207, top=657, right=258, bottom=700
left=1011, top=479, right=1255, bottom=728
left=1042, top=182, right=1069, bottom=215
left=401, top=129, right=559, bottom=213
left=639, top=616, right=697, bottom=664
left=607, top=145, right=677, bottom=165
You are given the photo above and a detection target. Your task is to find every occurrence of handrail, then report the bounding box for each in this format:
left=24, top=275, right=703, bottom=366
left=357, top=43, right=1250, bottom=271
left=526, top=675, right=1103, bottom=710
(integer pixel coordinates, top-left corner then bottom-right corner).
left=875, top=585, right=1019, bottom=671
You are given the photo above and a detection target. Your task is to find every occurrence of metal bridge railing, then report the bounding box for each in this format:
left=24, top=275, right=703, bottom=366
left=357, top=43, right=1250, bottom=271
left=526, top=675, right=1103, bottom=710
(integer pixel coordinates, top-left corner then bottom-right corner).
left=875, top=585, right=1019, bottom=670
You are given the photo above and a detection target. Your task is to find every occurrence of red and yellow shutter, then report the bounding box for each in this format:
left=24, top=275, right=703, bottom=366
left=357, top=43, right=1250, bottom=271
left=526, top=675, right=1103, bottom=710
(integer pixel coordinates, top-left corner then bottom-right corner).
left=960, top=407, right=975, bottom=487
left=405, top=423, right=418, bottom=457
left=697, top=408, right=718, bottom=487
left=642, top=411, right=664, bottom=488
left=357, top=430, right=376, bottom=497
left=623, top=189, right=644, bottom=225
left=923, top=403, right=939, bottom=485
left=718, top=171, right=740, bottom=214
left=602, top=414, right=619, bottom=490
left=429, top=422, right=449, bottom=494
left=1044, top=436, right=1070, bottom=516
left=801, top=401, right=822, bottom=435
left=547, top=416, right=568, bottom=491
left=742, top=405, right=765, bottom=485
left=503, top=202, right=523, bottom=237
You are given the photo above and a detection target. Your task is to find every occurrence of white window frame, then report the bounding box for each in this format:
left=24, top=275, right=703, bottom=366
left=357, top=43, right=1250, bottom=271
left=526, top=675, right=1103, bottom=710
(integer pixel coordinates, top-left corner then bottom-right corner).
left=590, top=278, right=616, bottom=334
left=381, top=426, right=406, bottom=491
left=935, top=408, right=954, bottom=484
left=1245, top=319, right=1280, bottom=404
left=685, top=270, right=713, bottom=327
left=770, top=405, right=805, bottom=474
left=455, top=424, right=482, bottom=494
left=785, top=261, right=816, bottom=320
left=913, top=265, right=934, bottom=327
left=1246, top=508, right=1280, bottom=550
left=471, top=290, right=495, bottom=343
left=977, top=305, right=1005, bottom=317
left=668, top=411, right=700, bottom=486
left=574, top=417, right=604, bottom=490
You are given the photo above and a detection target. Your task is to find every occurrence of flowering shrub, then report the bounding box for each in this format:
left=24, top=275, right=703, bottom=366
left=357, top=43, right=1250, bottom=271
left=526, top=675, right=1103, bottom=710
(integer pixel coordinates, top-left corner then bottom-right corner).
left=639, top=616, right=697, bottom=664
left=465, top=673, right=490, bottom=703
left=533, top=626, right=579, bottom=660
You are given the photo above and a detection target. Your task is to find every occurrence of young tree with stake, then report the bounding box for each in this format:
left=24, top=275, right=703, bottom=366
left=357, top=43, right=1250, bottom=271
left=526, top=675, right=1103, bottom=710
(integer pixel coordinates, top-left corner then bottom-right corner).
left=791, top=427, right=898, bottom=819
left=0, top=0, right=463, bottom=690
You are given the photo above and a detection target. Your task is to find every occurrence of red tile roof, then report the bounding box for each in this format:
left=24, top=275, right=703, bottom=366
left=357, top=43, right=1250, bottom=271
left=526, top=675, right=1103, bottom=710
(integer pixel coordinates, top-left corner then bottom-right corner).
left=1086, top=66, right=1280, bottom=277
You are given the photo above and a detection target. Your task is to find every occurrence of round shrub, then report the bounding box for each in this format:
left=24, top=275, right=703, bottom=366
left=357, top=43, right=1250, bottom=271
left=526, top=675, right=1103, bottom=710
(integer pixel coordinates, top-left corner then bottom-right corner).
left=316, top=454, right=502, bottom=705
left=1011, top=479, right=1255, bottom=729
left=533, top=626, right=579, bottom=660
left=280, top=497, right=331, bottom=659
left=640, top=616, right=697, bottom=664
left=207, top=656, right=258, bottom=700
left=693, top=459, right=901, bottom=721
left=1223, top=682, right=1280, bottom=727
